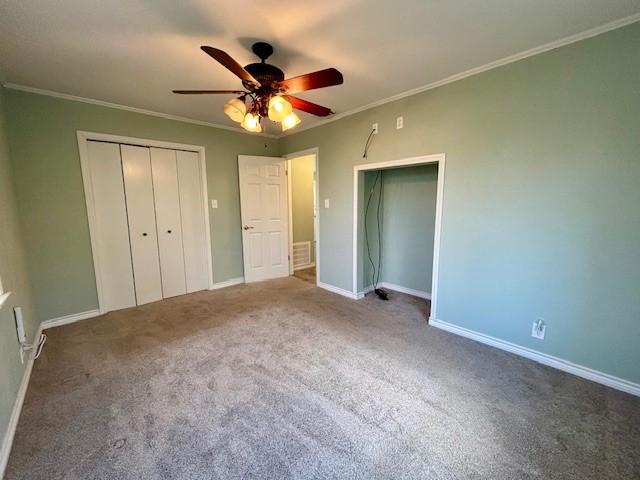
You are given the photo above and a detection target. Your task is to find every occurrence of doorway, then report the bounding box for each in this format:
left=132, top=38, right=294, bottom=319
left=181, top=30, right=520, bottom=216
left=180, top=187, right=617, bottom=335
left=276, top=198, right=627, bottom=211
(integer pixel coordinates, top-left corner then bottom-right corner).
left=353, top=154, right=445, bottom=321
left=287, top=152, right=318, bottom=285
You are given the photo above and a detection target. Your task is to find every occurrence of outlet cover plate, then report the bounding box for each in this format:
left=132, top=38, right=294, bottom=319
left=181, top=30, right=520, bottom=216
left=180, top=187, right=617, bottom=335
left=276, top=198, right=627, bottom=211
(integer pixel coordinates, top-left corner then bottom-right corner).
left=531, top=319, right=546, bottom=340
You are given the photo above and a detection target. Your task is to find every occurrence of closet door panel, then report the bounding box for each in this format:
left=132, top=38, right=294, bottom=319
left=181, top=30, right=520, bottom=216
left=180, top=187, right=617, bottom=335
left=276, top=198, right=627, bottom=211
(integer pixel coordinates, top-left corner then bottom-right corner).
left=87, top=141, right=136, bottom=311
left=121, top=145, right=163, bottom=305
left=177, top=150, right=209, bottom=292
left=150, top=148, right=187, bottom=298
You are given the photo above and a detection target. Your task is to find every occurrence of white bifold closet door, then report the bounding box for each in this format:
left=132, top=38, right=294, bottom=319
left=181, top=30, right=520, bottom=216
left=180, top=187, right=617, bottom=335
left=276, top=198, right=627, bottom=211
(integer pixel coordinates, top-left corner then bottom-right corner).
left=176, top=150, right=209, bottom=293
left=150, top=148, right=187, bottom=298
left=86, top=141, right=137, bottom=312
left=121, top=145, right=164, bottom=305
left=86, top=141, right=209, bottom=312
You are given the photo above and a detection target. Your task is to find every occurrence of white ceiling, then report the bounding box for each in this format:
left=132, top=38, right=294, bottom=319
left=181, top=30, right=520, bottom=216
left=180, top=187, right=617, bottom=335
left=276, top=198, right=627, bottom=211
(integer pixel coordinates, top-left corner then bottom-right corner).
left=1, top=0, right=639, bottom=135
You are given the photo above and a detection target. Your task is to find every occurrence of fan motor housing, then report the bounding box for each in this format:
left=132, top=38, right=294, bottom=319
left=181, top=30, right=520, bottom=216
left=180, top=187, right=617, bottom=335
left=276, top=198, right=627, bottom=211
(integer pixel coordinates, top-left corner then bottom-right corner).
left=244, top=62, right=285, bottom=89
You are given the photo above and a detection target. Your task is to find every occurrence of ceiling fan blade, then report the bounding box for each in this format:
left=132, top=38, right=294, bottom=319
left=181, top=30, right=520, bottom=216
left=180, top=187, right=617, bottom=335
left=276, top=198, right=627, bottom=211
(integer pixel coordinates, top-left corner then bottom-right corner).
left=285, top=96, right=334, bottom=117
left=201, top=46, right=261, bottom=87
left=173, top=89, right=246, bottom=94
left=279, top=68, right=343, bottom=94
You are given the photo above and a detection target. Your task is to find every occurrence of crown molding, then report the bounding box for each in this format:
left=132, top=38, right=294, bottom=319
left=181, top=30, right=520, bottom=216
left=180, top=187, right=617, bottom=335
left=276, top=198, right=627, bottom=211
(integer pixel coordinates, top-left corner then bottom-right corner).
left=1, top=83, right=279, bottom=139
left=281, top=13, right=640, bottom=138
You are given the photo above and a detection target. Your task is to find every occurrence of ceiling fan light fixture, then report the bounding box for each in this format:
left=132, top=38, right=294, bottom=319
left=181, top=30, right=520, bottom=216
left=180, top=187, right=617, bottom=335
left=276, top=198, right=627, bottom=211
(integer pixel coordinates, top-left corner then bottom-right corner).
left=223, top=97, right=247, bottom=123
left=281, top=112, right=301, bottom=132
left=268, top=95, right=293, bottom=122
left=241, top=112, right=262, bottom=133
left=174, top=43, right=342, bottom=132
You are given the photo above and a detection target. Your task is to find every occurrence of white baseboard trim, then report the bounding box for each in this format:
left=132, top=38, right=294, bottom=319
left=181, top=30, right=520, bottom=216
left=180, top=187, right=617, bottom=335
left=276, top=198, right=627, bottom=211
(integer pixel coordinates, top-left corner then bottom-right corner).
left=317, top=282, right=358, bottom=300
left=357, top=284, right=377, bottom=299
left=41, top=309, right=101, bottom=330
left=0, top=323, right=43, bottom=478
left=358, top=283, right=432, bottom=300
left=210, top=277, right=245, bottom=290
left=293, top=262, right=315, bottom=272
left=430, top=319, right=640, bottom=397
left=381, top=282, right=431, bottom=299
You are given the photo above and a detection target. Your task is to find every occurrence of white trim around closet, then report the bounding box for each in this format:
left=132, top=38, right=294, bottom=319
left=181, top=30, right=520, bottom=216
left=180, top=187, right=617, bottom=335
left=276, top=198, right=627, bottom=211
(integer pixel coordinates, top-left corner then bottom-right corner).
left=77, top=131, right=214, bottom=314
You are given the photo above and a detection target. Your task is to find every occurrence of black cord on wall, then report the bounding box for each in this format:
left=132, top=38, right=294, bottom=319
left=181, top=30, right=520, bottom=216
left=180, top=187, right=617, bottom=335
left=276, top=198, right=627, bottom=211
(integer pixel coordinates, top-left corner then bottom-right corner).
left=363, top=169, right=388, bottom=300
left=376, top=170, right=384, bottom=288
left=362, top=126, right=387, bottom=299
left=363, top=128, right=376, bottom=158
left=364, top=170, right=380, bottom=289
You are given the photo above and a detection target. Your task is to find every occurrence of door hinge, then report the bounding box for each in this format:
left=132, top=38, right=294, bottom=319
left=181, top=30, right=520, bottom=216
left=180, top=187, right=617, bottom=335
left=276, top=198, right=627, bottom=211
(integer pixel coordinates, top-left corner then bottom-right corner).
left=288, top=255, right=290, bottom=260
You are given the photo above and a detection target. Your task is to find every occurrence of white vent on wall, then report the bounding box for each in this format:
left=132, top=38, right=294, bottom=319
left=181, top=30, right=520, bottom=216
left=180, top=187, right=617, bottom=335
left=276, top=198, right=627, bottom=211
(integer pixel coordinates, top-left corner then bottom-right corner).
left=292, top=241, right=312, bottom=270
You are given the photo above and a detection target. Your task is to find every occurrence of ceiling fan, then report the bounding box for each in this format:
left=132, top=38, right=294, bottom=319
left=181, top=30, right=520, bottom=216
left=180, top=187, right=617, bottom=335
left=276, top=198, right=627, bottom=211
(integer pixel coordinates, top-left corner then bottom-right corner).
left=173, top=42, right=343, bottom=133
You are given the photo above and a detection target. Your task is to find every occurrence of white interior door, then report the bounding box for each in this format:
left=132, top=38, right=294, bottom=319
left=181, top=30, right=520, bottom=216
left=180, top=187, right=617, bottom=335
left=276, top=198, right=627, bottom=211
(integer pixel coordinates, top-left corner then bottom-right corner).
left=86, top=141, right=136, bottom=312
left=150, top=147, right=187, bottom=298
left=238, top=155, right=289, bottom=283
left=177, top=150, right=209, bottom=292
left=121, top=144, right=163, bottom=305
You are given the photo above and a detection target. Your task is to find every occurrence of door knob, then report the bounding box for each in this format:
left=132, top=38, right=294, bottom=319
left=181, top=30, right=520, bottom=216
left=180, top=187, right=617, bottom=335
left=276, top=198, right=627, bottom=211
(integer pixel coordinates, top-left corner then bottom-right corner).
left=167, top=230, right=172, bottom=234
left=142, top=232, right=148, bottom=236
left=243, top=225, right=254, bottom=230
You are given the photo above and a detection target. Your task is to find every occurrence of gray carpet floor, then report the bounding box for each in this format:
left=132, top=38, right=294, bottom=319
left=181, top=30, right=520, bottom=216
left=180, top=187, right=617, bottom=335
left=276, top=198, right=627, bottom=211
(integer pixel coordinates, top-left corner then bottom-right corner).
left=5, top=277, right=640, bottom=479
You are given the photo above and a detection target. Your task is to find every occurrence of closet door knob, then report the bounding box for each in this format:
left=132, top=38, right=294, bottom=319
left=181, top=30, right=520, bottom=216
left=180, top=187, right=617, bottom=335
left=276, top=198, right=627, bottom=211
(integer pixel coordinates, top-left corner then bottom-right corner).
left=167, top=230, right=172, bottom=234
left=243, top=225, right=254, bottom=230
left=142, top=232, right=148, bottom=236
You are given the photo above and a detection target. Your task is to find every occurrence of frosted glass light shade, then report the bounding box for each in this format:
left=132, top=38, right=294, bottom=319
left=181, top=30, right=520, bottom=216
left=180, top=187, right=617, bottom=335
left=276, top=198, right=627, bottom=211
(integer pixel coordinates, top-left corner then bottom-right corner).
left=281, top=112, right=301, bottom=131
left=223, top=98, right=246, bottom=123
left=268, top=96, right=293, bottom=122
left=241, top=112, right=262, bottom=133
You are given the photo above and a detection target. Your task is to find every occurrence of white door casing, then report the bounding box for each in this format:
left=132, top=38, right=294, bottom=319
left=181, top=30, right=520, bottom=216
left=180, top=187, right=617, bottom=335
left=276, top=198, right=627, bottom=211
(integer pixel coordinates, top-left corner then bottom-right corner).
left=177, top=150, right=210, bottom=293
left=86, top=141, right=137, bottom=311
left=121, top=144, right=163, bottom=305
left=150, top=147, right=187, bottom=298
left=238, top=155, right=289, bottom=283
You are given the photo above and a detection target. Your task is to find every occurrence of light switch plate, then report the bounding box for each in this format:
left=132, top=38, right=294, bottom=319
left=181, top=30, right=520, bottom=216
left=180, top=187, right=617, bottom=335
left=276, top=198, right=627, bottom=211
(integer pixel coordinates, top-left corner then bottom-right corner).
left=396, top=116, right=403, bottom=129
left=211, top=199, right=218, bottom=209
left=324, top=199, right=330, bottom=208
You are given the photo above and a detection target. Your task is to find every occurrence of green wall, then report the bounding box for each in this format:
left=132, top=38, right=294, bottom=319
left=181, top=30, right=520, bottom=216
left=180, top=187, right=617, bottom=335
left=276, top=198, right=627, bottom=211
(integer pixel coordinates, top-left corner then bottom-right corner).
left=362, top=165, right=438, bottom=293
left=0, top=86, right=39, bottom=456
left=280, top=23, right=640, bottom=384
left=290, top=154, right=315, bottom=263
left=4, top=90, right=278, bottom=320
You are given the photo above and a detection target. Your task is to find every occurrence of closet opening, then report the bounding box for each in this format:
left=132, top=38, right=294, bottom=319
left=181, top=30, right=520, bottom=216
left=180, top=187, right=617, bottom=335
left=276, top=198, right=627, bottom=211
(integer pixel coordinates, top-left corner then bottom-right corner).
left=353, top=154, right=445, bottom=321
left=287, top=152, right=318, bottom=285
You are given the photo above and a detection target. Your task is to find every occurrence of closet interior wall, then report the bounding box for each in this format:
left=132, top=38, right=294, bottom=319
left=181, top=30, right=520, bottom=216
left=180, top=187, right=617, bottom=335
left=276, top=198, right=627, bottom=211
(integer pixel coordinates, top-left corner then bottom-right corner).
left=360, top=164, right=438, bottom=297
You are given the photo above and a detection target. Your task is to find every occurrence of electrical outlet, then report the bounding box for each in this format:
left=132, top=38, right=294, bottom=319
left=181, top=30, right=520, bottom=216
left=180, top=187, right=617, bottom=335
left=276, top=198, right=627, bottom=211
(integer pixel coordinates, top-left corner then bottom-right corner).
left=324, top=199, right=330, bottom=208
left=396, top=116, right=403, bottom=129
left=531, top=318, right=546, bottom=340
left=372, top=123, right=378, bottom=134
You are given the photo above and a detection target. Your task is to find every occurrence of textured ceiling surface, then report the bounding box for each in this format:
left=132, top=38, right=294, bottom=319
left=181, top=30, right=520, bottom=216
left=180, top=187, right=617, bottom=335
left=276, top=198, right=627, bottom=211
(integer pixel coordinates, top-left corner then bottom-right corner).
left=1, top=0, right=639, bottom=134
